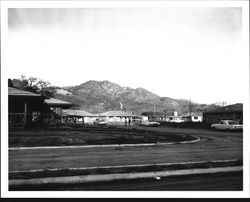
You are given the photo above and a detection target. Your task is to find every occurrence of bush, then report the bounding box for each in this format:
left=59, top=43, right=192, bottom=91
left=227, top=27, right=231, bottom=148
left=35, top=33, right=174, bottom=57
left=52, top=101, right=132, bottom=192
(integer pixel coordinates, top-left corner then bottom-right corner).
left=158, top=121, right=211, bottom=129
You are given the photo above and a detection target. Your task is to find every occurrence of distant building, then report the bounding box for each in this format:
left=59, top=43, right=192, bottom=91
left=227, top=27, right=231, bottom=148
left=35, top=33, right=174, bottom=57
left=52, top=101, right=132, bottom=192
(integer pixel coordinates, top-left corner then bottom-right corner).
left=203, top=103, right=243, bottom=124
left=99, top=110, right=141, bottom=125
left=164, top=111, right=184, bottom=123
left=142, top=111, right=203, bottom=123
left=141, top=111, right=168, bottom=121
left=62, top=109, right=96, bottom=125
left=182, top=112, right=203, bottom=122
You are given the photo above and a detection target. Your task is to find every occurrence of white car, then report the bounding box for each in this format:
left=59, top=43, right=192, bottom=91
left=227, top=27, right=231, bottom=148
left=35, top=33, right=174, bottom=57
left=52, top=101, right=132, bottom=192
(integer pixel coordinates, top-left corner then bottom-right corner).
left=140, top=121, right=160, bottom=127
left=94, top=119, right=107, bottom=125
left=169, top=119, right=184, bottom=123
left=211, top=120, right=243, bottom=131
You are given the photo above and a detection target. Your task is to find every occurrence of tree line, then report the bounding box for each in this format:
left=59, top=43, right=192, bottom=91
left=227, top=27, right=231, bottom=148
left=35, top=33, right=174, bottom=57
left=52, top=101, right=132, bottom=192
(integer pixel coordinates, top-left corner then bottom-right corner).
left=8, top=75, right=55, bottom=98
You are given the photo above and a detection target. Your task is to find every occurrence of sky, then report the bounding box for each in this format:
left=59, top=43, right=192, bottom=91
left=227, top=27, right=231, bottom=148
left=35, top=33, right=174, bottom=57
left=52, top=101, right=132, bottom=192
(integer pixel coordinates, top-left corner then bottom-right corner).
left=7, top=7, right=246, bottom=104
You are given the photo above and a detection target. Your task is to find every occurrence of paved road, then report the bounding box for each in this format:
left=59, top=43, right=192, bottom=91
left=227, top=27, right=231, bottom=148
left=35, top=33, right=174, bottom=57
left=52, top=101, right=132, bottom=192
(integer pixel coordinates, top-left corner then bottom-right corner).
left=9, top=127, right=242, bottom=171
left=10, top=172, right=243, bottom=191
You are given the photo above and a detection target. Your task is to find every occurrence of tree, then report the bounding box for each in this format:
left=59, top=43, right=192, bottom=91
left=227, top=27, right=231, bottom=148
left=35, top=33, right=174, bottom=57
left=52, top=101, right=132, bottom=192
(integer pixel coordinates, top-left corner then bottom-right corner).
left=8, top=79, right=14, bottom=87
left=10, top=75, right=55, bottom=98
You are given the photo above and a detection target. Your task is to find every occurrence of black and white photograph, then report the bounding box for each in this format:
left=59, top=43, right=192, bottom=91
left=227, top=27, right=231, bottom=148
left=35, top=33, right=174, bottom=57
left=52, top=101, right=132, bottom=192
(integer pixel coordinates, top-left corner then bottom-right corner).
left=1, top=0, right=249, bottom=198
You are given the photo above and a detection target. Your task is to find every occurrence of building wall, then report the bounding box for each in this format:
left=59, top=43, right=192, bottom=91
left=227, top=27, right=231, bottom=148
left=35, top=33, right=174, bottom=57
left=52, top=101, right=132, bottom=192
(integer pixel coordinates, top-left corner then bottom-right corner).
left=148, top=115, right=165, bottom=121
left=203, top=112, right=243, bottom=124
left=191, top=116, right=203, bottom=122
left=83, top=117, right=96, bottom=124
left=99, top=116, right=141, bottom=125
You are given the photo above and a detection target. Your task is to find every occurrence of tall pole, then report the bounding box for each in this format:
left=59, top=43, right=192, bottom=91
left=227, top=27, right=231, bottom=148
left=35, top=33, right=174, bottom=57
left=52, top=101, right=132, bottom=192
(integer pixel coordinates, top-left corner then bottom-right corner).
left=189, top=99, right=192, bottom=122
left=154, top=104, right=155, bottom=121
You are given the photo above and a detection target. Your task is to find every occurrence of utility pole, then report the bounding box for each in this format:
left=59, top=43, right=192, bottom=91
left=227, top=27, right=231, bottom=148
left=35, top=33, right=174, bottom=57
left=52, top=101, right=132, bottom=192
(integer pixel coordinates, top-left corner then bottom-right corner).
left=154, top=104, right=156, bottom=121
left=98, top=103, right=103, bottom=117
left=189, top=98, right=193, bottom=122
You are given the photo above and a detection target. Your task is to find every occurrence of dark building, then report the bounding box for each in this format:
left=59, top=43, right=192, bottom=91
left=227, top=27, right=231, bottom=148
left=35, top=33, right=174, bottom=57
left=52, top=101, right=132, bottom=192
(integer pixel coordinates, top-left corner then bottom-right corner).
left=44, top=98, right=74, bottom=126
left=8, top=87, right=73, bottom=128
left=203, top=103, right=243, bottom=124
left=8, top=87, right=48, bottom=128
left=44, top=98, right=73, bottom=116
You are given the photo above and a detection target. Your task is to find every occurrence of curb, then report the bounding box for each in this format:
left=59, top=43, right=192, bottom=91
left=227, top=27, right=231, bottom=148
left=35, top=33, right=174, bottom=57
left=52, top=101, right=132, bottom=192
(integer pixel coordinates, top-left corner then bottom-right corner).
left=9, top=137, right=201, bottom=150
left=9, top=166, right=242, bottom=187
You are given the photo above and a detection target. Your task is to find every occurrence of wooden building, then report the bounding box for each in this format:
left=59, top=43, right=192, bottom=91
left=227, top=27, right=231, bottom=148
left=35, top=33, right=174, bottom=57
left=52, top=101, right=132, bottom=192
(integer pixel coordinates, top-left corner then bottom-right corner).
left=203, top=103, right=243, bottom=124
left=44, top=98, right=73, bottom=126
left=8, top=87, right=48, bottom=128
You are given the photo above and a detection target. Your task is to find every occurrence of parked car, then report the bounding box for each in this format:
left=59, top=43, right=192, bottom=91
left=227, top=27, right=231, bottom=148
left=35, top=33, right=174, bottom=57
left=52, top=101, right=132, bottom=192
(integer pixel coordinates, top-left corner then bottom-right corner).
left=140, top=121, right=160, bottom=127
left=94, top=119, right=107, bottom=125
left=211, top=120, right=243, bottom=131
left=169, top=119, right=184, bottom=123
left=168, top=117, right=184, bottom=123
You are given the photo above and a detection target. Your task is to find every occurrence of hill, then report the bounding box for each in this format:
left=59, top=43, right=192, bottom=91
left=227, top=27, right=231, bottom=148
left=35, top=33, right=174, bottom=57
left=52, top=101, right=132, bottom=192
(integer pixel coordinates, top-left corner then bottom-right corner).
left=52, top=80, right=212, bottom=115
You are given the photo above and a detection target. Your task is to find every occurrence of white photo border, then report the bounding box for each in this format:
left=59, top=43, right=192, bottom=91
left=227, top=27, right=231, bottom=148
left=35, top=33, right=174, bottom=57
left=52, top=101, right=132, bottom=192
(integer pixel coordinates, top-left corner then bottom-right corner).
left=1, top=0, right=249, bottom=198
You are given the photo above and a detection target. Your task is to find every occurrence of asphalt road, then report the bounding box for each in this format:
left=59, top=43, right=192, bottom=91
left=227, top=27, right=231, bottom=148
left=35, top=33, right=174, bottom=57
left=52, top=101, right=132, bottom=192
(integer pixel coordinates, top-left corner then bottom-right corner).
left=9, top=127, right=243, bottom=171
left=10, top=171, right=243, bottom=191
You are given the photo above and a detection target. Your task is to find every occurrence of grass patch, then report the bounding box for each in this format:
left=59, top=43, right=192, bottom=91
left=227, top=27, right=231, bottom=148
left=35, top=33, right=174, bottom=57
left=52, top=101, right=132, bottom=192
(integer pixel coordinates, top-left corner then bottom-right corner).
left=9, top=126, right=198, bottom=147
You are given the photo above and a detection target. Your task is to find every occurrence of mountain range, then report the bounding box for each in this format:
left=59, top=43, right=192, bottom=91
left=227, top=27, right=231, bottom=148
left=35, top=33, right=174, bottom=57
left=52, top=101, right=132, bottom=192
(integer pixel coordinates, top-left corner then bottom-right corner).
left=52, top=80, right=216, bottom=115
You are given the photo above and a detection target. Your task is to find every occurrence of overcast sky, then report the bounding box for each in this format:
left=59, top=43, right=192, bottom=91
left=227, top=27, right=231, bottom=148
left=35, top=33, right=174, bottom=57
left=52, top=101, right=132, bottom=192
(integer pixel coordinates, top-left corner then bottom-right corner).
left=8, top=7, right=244, bottom=104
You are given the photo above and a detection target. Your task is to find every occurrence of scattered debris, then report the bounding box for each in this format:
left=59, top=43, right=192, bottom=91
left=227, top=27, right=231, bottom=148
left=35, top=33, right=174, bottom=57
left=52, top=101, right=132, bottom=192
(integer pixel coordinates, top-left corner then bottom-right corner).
left=155, top=176, right=161, bottom=180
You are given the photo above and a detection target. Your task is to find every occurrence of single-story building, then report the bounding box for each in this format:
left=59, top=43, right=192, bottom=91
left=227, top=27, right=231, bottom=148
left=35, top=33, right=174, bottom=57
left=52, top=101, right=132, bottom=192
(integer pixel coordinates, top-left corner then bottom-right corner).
left=141, top=111, right=169, bottom=122
left=99, top=110, right=141, bottom=125
left=9, top=87, right=76, bottom=128
left=44, top=97, right=73, bottom=116
left=203, top=103, right=243, bottom=124
left=43, top=97, right=73, bottom=126
left=164, top=111, right=184, bottom=122
left=62, top=109, right=96, bottom=125
left=182, top=112, right=203, bottom=122
left=142, top=111, right=203, bottom=123
left=8, top=87, right=49, bottom=128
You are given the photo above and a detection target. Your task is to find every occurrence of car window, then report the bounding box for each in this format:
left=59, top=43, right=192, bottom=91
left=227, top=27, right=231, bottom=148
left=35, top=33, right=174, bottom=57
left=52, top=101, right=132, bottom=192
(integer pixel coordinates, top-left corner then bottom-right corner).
left=228, top=121, right=237, bottom=125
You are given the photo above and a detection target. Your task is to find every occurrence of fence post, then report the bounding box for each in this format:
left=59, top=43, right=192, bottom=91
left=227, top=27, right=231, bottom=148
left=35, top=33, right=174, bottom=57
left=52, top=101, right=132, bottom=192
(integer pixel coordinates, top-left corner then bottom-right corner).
left=24, top=102, right=28, bottom=128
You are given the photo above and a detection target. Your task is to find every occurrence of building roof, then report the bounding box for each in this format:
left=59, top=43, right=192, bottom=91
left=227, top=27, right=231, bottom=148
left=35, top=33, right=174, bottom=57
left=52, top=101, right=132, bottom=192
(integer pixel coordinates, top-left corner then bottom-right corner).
left=8, top=87, right=41, bottom=97
left=182, top=112, right=203, bottom=117
left=99, top=110, right=139, bottom=117
left=203, top=103, right=243, bottom=114
left=44, top=98, right=73, bottom=108
left=62, top=109, right=96, bottom=117
left=141, top=111, right=171, bottom=116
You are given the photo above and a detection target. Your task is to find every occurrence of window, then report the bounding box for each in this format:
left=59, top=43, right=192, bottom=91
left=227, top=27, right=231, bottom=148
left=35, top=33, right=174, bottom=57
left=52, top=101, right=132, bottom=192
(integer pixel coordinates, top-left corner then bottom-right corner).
left=193, top=116, right=198, bottom=119
left=228, top=121, right=238, bottom=125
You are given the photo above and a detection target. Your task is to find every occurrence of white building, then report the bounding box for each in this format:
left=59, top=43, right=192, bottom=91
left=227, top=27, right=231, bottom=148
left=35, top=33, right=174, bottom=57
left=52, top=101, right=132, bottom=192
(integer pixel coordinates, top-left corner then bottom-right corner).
left=99, top=110, right=141, bottom=125
left=62, top=109, right=96, bottom=125
left=182, top=112, right=203, bottom=122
